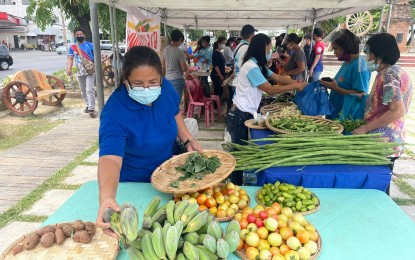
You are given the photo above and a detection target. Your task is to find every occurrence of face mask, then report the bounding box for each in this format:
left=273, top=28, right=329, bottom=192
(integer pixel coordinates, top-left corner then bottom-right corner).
left=128, top=86, right=161, bottom=105
left=76, top=36, right=85, bottom=43
left=266, top=50, right=272, bottom=61
left=220, top=44, right=225, bottom=49
left=338, top=53, right=351, bottom=61
left=367, top=60, right=380, bottom=72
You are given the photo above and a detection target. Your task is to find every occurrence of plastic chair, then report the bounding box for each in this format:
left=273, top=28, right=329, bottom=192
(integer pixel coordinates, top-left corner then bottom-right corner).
left=185, top=81, right=214, bottom=127
left=204, top=95, right=221, bottom=119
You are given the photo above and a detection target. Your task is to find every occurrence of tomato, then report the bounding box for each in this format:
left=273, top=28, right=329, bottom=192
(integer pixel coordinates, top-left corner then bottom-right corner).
left=213, top=192, right=223, bottom=199
left=247, top=223, right=258, bottom=232
left=198, top=205, right=208, bottom=211
left=309, top=231, right=319, bottom=242
left=270, top=246, right=280, bottom=256
left=245, top=232, right=260, bottom=247
left=216, top=209, right=227, bottom=218
left=237, top=238, right=245, bottom=251
left=296, top=230, right=310, bottom=244
left=196, top=194, right=207, bottom=205
left=226, top=182, right=236, bottom=190
left=226, top=208, right=236, bottom=217
left=246, top=246, right=260, bottom=260
left=215, top=195, right=225, bottom=204
left=265, top=207, right=277, bottom=216
left=272, top=254, right=285, bottom=260
left=256, top=227, right=269, bottom=240
left=240, top=194, right=250, bottom=202
left=279, top=227, right=294, bottom=240
left=205, top=197, right=217, bottom=208
left=238, top=199, right=249, bottom=210
left=234, top=212, right=243, bottom=221
left=286, top=237, right=301, bottom=250
left=209, top=207, right=217, bottom=216
left=243, top=207, right=254, bottom=215
left=218, top=203, right=229, bottom=211
left=259, top=211, right=268, bottom=220
left=240, top=228, right=249, bottom=240
left=239, top=218, right=248, bottom=229
left=268, top=233, right=283, bottom=247
left=257, top=239, right=271, bottom=252
left=247, top=214, right=257, bottom=223
left=284, top=250, right=299, bottom=260
left=255, top=218, right=265, bottom=228
left=259, top=249, right=272, bottom=260
left=230, top=203, right=239, bottom=212
left=279, top=244, right=290, bottom=255
left=271, top=202, right=282, bottom=214
left=278, top=220, right=288, bottom=229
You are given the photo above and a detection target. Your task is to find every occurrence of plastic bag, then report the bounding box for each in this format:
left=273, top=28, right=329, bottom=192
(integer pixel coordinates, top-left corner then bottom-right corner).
left=339, top=94, right=367, bottom=121
left=184, top=118, right=199, bottom=139
left=294, top=81, right=334, bottom=116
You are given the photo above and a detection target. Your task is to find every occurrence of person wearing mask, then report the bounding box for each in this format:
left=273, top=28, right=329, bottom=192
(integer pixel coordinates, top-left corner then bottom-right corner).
left=227, top=33, right=307, bottom=185
left=211, top=40, right=226, bottom=100
left=320, top=29, right=370, bottom=120
left=353, top=33, right=412, bottom=165
left=303, top=34, right=312, bottom=68
left=223, top=37, right=234, bottom=66
left=96, top=46, right=202, bottom=238
left=189, top=36, right=212, bottom=87
left=67, top=27, right=96, bottom=115
left=308, top=28, right=325, bottom=82
left=162, top=30, right=188, bottom=102
left=192, top=39, right=205, bottom=67
left=222, top=24, right=257, bottom=115
left=281, top=33, right=306, bottom=81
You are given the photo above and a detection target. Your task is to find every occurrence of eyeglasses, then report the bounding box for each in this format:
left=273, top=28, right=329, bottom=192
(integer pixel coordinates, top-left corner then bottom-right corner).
left=128, top=80, right=162, bottom=91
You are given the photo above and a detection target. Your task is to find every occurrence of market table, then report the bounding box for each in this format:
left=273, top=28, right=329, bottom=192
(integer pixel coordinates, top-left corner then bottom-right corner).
left=190, top=70, right=211, bottom=77
left=257, top=164, right=392, bottom=192
left=42, top=181, right=415, bottom=259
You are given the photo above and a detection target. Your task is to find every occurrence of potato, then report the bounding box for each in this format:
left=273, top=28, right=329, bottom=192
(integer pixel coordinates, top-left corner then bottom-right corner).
left=84, top=222, right=96, bottom=237
left=73, top=230, right=91, bottom=244
left=36, top=225, right=55, bottom=237
left=12, top=244, right=23, bottom=255
left=61, top=223, right=74, bottom=237
left=73, top=220, right=85, bottom=231
left=23, top=233, right=40, bottom=250
left=55, top=228, right=65, bottom=245
left=40, top=232, right=55, bottom=248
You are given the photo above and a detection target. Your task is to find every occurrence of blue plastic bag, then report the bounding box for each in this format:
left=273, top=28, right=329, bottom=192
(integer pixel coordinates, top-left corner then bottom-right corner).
left=294, top=81, right=334, bottom=116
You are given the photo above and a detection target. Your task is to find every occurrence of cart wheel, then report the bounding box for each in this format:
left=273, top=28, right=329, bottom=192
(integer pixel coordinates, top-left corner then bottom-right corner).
left=42, top=75, right=66, bottom=106
left=103, top=65, right=115, bottom=86
left=346, top=11, right=373, bottom=37
left=1, top=81, right=38, bottom=116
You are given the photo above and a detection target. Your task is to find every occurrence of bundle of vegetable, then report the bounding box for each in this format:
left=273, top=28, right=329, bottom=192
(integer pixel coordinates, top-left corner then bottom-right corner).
left=231, top=132, right=397, bottom=172
left=103, top=203, right=139, bottom=247
left=335, top=118, right=365, bottom=132
left=267, top=115, right=342, bottom=133
left=172, top=152, right=221, bottom=188
left=127, top=197, right=241, bottom=259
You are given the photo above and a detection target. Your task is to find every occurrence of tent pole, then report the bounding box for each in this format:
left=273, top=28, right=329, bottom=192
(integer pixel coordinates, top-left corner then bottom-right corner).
left=109, top=3, right=119, bottom=88
left=378, top=6, right=385, bottom=33
left=386, top=0, right=393, bottom=33
left=112, top=4, right=120, bottom=79
left=164, top=23, right=167, bottom=36
left=89, top=0, right=104, bottom=112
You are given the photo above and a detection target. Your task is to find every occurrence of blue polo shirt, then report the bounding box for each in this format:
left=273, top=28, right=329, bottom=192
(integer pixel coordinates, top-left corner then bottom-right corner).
left=99, top=78, right=180, bottom=182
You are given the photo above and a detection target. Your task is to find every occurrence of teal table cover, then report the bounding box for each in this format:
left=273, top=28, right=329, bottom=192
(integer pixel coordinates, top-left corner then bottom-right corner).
left=43, top=181, right=415, bottom=259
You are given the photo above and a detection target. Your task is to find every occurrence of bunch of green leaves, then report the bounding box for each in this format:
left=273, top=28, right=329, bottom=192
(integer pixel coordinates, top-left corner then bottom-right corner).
left=336, top=116, right=365, bottom=132
left=175, top=152, right=221, bottom=181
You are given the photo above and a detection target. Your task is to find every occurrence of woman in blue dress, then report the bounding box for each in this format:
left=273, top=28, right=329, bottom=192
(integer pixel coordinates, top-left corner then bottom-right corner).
left=320, top=29, right=370, bottom=120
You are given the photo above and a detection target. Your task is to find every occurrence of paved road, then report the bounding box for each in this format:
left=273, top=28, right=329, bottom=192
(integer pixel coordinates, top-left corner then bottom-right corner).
left=0, top=50, right=68, bottom=80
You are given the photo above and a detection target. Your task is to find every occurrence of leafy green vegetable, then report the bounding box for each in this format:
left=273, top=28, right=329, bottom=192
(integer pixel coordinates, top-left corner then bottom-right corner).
left=175, top=152, right=221, bottom=182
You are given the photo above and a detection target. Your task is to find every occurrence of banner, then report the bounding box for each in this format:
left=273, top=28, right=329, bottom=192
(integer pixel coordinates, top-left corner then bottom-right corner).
left=126, top=7, right=160, bottom=51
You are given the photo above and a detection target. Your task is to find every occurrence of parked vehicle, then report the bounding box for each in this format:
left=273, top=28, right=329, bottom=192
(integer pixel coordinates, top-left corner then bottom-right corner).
left=0, top=44, right=13, bottom=70
left=100, top=40, right=112, bottom=51
left=56, top=45, right=68, bottom=55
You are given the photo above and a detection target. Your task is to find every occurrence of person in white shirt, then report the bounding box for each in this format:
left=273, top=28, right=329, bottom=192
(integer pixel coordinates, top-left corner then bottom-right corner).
left=227, top=33, right=307, bottom=185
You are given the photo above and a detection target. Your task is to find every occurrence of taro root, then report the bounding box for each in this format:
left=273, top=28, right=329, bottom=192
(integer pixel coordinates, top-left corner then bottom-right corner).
left=40, top=232, right=55, bottom=248
left=72, top=220, right=85, bottom=231
left=61, top=223, right=74, bottom=237
left=12, top=244, right=24, bottom=255
left=55, top=228, right=65, bottom=245
left=84, top=222, right=96, bottom=237
left=36, top=225, right=56, bottom=237
left=73, top=230, right=91, bottom=244
left=23, top=233, right=40, bottom=250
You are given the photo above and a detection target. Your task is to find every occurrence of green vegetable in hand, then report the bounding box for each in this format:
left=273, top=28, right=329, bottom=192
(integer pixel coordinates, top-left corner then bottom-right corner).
left=175, top=152, right=221, bottom=181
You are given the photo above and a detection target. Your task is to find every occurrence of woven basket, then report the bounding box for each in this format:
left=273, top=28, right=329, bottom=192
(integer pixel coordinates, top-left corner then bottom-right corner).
left=235, top=231, right=322, bottom=259
left=151, top=150, right=236, bottom=194
left=244, top=119, right=269, bottom=130
left=1, top=222, right=118, bottom=260
left=255, top=190, right=320, bottom=215
left=260, top=102, right=294, bottom=115
left=265, top=115, right=344, bottom=134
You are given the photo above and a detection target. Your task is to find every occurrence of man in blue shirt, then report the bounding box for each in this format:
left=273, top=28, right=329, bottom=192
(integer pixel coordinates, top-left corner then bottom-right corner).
left=67, top=27, right=96, bottom=116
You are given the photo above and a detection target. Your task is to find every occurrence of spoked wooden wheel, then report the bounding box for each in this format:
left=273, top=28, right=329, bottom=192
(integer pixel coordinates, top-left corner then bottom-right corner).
left=42, top=75, right=66, bottom=106
left=103, top=65, right=115, bottom=86
left=346, top=11, right=373, bottom=37
left=1, top=81, right=38, bottom=116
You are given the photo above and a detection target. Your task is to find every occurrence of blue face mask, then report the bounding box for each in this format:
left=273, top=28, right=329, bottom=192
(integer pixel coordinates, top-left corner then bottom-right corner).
left=128, top=86, right=161, bottom=105
left=266, top=50, right=272, bottom=61
left=367, top=60, right=379, bottom=72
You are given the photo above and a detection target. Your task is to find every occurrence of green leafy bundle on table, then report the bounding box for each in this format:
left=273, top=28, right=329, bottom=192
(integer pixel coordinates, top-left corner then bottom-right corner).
left=175, top=152, right=221, bottom=181
left=335, top=118, right=365, bottom=132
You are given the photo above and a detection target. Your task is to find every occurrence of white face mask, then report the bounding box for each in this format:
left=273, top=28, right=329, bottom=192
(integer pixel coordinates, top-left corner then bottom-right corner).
left=220, top=44, right=225, bottom=49
left=367, top=60, right=380, bottom=72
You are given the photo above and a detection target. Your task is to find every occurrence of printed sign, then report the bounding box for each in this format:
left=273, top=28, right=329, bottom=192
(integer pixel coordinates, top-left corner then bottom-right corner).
left=126, top=7, right=160, bottom=51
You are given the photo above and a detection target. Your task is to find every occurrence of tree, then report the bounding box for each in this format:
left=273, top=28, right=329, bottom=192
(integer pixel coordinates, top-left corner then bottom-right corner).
left=188, top=29, right=204, bottom=41
left=213, top=30, right=227, bottom=39
left=97, top=4, right=126, bottom=42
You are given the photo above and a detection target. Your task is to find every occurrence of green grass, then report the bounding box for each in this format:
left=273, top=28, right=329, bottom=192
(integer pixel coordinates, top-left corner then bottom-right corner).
left=55, top=183, right=82, bottom=190
left=393, top=177, right=415, bottom=199
left=392, top=198, right=415, bottom=206
left=404, top=148, right=415, bottom=159
left=14, top=215, right=48, bottom=223
left=0, top=119, right=63, bottom=151
left=0, top=142, right=98, bottom=229
left=79, top=161, right=98, bottom=166
left=397, top=174, right=415, bottom=179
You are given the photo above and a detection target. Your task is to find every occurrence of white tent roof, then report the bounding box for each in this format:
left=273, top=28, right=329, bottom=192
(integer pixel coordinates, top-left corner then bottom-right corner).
left=96, top=0, right=387, bottom=30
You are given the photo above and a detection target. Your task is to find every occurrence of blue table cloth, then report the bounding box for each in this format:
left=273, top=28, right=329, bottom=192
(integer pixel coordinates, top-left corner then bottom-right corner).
left=43, top=181, right=415, bottom=259
left=258, top=164, right=392, bottom=192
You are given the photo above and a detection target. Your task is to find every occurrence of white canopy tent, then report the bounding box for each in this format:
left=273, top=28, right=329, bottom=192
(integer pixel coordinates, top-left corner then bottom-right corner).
left=91, top=0, right=388, bottom=111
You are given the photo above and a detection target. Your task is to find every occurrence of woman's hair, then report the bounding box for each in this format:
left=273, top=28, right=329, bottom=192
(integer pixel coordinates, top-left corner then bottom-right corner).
left=287, top=33, right=302, bottom=45
left=196, top=39, right=204, bottom=50
left=117, top=46, right=162, bottom=89
left=170, top=30, right=184, bottom=42
left=201, top=35, right=211, bottom=44
left=226, top=37, right=235, bottom=47
left=213, top=41, right=220, bottom=50
left=330, top=29, right=360, bottom=54
left=243, top=33, right=271, bottom=79
left=275, top=33, right=285, bottom=48
left=366, top=33, right=400, bottom=65
left=218, top=36, right=226, bottom=44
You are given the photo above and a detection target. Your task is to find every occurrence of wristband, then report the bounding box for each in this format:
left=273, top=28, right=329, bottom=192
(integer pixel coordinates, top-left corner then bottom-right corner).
left=183, top=138, right=194, bottom=147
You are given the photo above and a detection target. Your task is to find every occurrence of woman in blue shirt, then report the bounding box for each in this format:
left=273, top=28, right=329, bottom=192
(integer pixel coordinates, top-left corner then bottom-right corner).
left=320, top=29, right=370, bottom=120
left=96, top=46, right=202, bottom=238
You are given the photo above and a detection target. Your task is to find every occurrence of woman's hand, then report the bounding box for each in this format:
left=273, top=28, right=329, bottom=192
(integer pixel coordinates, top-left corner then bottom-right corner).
left=96, top=198, right=121, bottom=239
left=222, top=77, right=230, bottom=87
left=186, top=139, right=202, bottom=152
left=319, top=79, right=338, bottom=89
left=352, top=125, right=369, bottom=135
left=219, top=75, right=225, bottom=82
left=296, top=82, right=308, bottom=91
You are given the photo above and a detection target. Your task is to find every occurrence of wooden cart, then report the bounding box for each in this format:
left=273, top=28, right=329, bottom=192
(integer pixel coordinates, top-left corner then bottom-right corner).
left=1, top=69, right=66, bottom=116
